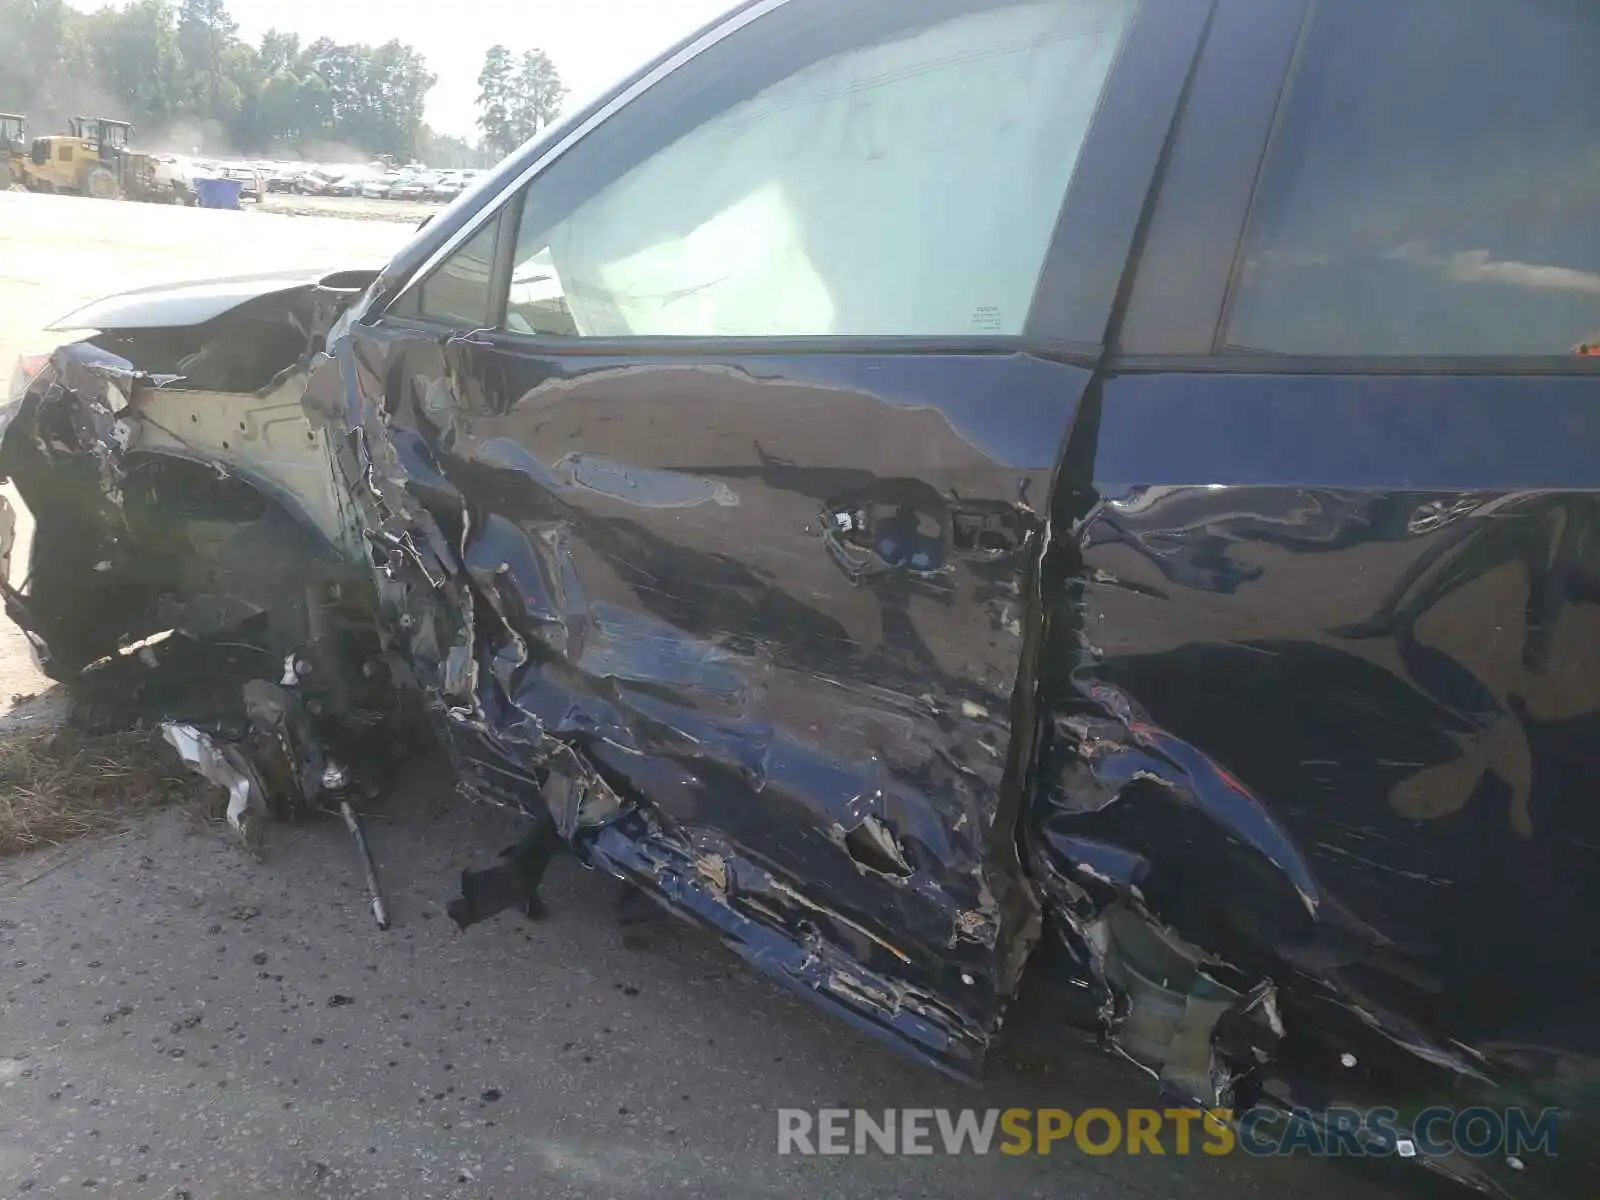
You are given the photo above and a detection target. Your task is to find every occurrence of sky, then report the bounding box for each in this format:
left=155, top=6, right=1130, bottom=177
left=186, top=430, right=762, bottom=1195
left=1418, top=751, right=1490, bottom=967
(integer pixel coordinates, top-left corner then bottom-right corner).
left=68, top=0, right=742, bottom=138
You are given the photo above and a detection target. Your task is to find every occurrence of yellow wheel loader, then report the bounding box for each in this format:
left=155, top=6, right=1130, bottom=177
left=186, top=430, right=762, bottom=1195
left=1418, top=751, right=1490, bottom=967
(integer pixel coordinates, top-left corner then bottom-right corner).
left=0, top=114, right=25, bottom=191
left=18, top=117, right=169, bottom=202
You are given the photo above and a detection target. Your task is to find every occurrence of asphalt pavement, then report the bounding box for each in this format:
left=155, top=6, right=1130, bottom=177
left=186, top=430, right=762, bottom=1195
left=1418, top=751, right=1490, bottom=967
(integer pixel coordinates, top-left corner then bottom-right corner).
left=0, top=750, right=1425, bottom=1200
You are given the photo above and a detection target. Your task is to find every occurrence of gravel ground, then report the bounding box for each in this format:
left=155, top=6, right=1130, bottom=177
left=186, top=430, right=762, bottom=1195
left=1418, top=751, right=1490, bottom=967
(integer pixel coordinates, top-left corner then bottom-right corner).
left=0, top=771, right=1415, bottom=1200
left=0, top=192, right=1423, bottom=1200
left=257, top=192, right=442, bottom=224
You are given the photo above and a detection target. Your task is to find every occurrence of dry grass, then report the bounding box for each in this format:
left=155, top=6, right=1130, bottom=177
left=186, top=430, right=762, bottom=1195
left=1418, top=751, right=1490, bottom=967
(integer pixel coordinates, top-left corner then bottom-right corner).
left=0, top=729, right=206, bottom=856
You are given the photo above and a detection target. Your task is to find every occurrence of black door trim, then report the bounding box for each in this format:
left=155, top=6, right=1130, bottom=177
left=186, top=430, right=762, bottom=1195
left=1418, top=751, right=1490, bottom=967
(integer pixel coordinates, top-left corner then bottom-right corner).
left=1115, top=0, right=1312, bottom=357
left=1025, top=0, right=1219, bottom=348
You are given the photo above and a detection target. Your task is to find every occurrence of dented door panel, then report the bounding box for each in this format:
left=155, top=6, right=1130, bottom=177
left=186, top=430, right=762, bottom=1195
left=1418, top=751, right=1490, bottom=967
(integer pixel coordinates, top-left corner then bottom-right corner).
left=290, top=0, right=1215, bottom=1075
left=1030, top=370, right=1600, bottom=1187
left=315, top=320, right=1086, bottom=1073
left=284, top=0, right=1211, bottom=1082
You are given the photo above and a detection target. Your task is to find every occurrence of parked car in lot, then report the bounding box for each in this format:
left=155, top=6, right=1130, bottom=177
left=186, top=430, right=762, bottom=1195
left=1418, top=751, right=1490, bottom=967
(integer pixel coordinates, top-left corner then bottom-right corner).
left=266, top=164, right=302, bottom=193
left=389, top=173, right=436, bottom=201
left=219, top=163, right=262, bottom=200
left=429, top=169, right=484, bottom=202
left=294, top=169, right=334, bottom=195
left=361, top=171, right=402, bottom=199
left=3, top=1, right=1597, bottom=1195
left=426, top=172, right=463, bottom=202
left=323, top=173, right=365, bottom=197
left=149, top=154, right=197, bottom=205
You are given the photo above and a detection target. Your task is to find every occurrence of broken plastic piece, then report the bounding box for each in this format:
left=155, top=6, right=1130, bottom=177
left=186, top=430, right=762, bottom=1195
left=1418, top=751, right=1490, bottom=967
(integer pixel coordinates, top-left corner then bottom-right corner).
left=447, top=818, right=560, bottom=930
left=162, top=722, right=261, bottom=833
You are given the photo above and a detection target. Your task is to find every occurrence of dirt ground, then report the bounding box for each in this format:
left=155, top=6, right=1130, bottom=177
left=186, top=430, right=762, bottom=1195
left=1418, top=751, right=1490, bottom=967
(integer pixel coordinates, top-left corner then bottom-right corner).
left=0, top=192, right=1424, bottom=1200
left=257, top=192, right=440, bottom=224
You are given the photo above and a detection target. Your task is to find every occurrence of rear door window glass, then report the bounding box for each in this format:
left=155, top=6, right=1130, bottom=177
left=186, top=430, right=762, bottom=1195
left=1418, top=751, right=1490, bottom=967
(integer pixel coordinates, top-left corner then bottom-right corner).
left=1225, top=0, right=1600, bottom=358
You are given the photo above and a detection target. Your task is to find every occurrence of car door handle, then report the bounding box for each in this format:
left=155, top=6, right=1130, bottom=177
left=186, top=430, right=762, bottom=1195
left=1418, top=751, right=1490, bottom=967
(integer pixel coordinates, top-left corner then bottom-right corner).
left=820, top=494, right=1037, bottom=584
left=819, top=478, right=951, bottom=583
left=949, top=501, right=1036, bottom=560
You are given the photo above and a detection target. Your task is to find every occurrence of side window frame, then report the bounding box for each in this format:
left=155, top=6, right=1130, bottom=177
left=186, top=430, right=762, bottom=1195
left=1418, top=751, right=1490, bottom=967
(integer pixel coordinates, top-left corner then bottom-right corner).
left=388, top=0, right=1214, bottom=355
left=1024, top=0, right=1217, bottom=352
left=1114, top=0, right=1311, bottom=357
left=383, top=0, right=783, bottom=336
left=391, top=208, right=513, bottom=330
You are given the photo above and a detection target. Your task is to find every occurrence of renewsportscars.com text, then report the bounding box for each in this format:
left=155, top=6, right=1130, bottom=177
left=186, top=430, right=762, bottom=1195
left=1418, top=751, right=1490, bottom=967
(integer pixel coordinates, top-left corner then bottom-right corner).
left=776, top=1106, right=1560, bottom=1159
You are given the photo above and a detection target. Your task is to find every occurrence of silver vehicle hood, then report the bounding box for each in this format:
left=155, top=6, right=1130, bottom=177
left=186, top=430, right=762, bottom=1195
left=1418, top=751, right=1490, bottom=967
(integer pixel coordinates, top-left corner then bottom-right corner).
left=48, top=267, right=380, bottom=332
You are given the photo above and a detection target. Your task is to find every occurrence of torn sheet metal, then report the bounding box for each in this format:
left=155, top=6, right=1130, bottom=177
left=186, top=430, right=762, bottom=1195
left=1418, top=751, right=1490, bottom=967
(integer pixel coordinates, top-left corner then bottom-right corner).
left=0, top=276, right=414, bottom=866
left=162, top=722, right=263, bottom=832
left=1026, top=472, right=1600, bottom=1198
left=289, top=312, right=1082, bottom=1078
left=0, top=279, right=376, bottom=681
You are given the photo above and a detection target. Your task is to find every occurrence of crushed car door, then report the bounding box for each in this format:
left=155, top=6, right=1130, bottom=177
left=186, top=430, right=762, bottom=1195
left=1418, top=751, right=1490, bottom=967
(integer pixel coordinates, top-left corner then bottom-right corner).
left=345, top=0, right=1210, bottom=1076
left=1040, top=0, right=1600, bottom=1189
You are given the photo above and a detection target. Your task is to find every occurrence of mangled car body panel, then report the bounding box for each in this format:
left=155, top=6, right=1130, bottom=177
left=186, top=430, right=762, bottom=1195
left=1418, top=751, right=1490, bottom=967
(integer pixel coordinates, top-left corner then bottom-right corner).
left=316, top=326, right=1077, bottom=1071
left=0, top=273, right=404, bottom=825
left=3, top=0, right=1599, bottom=1195
left=1, top=0, right=1198, bottom=1078
left=286, top=0, right=1206, bottom=1073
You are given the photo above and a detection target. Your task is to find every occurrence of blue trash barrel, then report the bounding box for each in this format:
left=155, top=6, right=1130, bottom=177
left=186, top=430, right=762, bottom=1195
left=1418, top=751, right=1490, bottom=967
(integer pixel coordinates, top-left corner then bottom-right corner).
left=194, top=178, right=243, bottom=210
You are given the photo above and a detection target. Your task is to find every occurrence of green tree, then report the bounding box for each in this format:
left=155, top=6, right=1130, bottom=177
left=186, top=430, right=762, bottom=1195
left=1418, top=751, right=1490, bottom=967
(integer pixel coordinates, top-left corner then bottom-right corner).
left=0, top=0, right=76, bottom=117
left=312, top=42, right=369, bottom=130
left=367, top=39, right=436, bottom=160
left=1, top=0, right=436, bottom=159
left=475, top=44, right=514, bottom=158
left=295, top=71, right=333, bottom=140
left=257, top=28, right=300, bottom=77
left=258, top=71, right=302, bottom=140
left=510, top=48, right=566, bottom=148
left=177, top=0, right=238, bottom=113
left=218, top=40, right=264, bottom=146
left=87, top=0, right=185, bottom=126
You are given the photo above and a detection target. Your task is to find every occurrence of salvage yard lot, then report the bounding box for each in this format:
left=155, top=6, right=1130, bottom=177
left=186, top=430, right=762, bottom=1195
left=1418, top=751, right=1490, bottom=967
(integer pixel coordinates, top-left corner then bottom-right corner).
left=0, top=193, right=1404, bottom=1199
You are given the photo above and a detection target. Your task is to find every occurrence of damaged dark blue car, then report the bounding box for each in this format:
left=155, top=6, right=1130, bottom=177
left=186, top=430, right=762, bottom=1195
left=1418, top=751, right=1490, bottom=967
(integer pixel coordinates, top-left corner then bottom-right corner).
left=2, top=0, right=1598, bottom=1195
